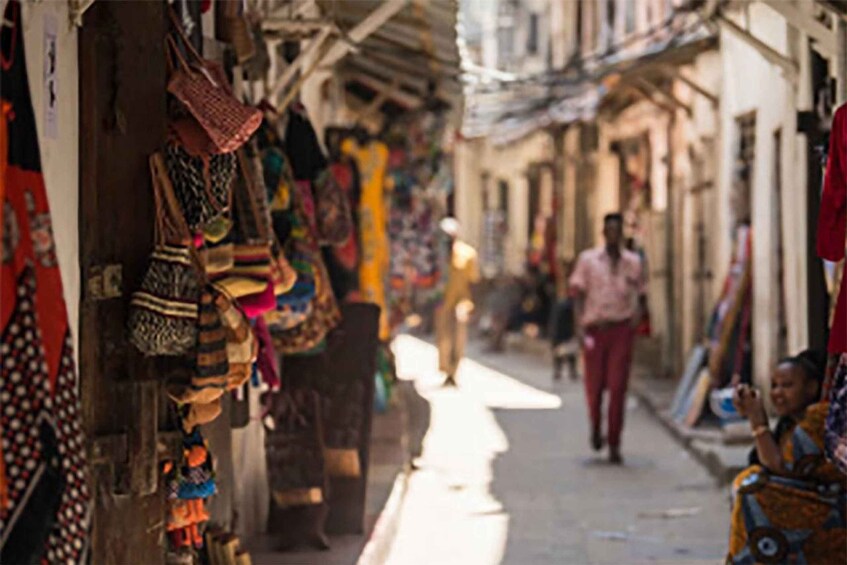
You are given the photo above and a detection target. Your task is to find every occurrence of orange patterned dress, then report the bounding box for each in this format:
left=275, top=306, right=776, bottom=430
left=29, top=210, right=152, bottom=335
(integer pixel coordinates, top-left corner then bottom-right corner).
left=727, top=402, right=846, bottom=564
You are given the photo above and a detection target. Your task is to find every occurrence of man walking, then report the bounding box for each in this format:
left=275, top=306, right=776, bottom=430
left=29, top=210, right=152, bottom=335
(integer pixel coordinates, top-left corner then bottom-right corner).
left=569, top=213, right=646, bottom=464
left=436, top=218, right=480, bottom=387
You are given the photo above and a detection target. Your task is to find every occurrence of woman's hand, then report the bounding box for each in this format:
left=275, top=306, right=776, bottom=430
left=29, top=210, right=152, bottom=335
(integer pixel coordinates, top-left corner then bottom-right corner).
left=733, top=384, right=767, bottom=426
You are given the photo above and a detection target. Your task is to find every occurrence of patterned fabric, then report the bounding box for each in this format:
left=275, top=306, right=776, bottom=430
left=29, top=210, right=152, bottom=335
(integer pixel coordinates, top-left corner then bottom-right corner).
left=1, top=2, right=89, bottom=561
left=388, top=196, right=439, bottom=292
left=164, top=138, right=236, bottom=231
left=270, top=181, right=340, bottom=354
left=825, top=356, right=847, bottom=475
left=313, top=168, right=352, bottom=247
left=329, top=160, right=360, bottom=273
left=569, top=246, right=645, bottom=327
left=727, top=403, right=847, bottom=564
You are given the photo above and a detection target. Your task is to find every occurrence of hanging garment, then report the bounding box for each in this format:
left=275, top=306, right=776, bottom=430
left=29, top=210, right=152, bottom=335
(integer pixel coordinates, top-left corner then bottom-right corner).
left=342, top=138, right=390, bottom=340
left=329, top=158, right=361, bottom=274
left=1, top=2, right=90, bottom=562
left=818, top=103, right=847, bottom=354
left=283, top=103, right=327, bottom=184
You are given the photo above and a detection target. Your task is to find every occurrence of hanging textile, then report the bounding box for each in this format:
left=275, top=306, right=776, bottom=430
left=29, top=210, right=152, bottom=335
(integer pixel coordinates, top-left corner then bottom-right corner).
left=818, top=103, right=847, bottom=354
left=321, top=158, right=361, bottom=301
left=342, top=138, right=390, bottom=340
left=1, top=2, right=89, bottom=562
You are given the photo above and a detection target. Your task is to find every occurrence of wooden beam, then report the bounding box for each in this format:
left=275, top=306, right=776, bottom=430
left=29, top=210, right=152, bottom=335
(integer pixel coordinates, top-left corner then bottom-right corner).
left=621, top=84, right=676, bottom=116
left=412, top=0, right=438, bottom=76
left=268, top=25, right=332, bottom=104
left=632, top=77, right=693, bottom=116
left=759, top=0, right=837, bottom=57
left=345, top=72, right=423, bottom=109
left=322, top=0, right=410, bottom=68
left=717, top=13, right=798, bottom=81
left=276, top=36, right=332, bottom=113
left=346, top=55, right=430, bottom=94
left=355, top=77, right=402, bottom=120
left=69, top=0, right=96, bottom=26
left=261, top=18, right=334, bottom=34
left=659, top=65, right=718, bottom=106
left=358, top=47, right=460, bottom=80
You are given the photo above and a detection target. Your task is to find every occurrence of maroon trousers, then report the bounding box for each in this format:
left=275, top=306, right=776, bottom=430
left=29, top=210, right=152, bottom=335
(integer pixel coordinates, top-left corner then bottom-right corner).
left=583, top=321, right=635, bottom=448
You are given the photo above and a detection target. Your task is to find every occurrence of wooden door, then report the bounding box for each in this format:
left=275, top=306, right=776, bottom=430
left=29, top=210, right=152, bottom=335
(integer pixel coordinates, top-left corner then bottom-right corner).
left=78, top=2, right=171, bottom=562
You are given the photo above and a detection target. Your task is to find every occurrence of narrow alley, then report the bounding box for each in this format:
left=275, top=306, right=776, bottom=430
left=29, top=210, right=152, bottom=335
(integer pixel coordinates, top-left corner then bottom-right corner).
left=387, top=336, right=727, bottom=565
left=4, top=0, right=847, bottom=563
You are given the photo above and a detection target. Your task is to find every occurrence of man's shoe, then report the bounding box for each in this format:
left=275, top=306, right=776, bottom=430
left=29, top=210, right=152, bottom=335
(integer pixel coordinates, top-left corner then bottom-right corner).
left=609, top=447, right=623, bottom=465
left=591, top=428, right=604, bottom=452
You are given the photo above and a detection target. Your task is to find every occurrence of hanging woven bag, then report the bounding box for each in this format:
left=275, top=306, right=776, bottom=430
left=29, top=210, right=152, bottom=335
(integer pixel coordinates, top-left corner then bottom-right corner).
left=128, top=153, right=201, bottom=356
left=213, top=149, right=276, bottom=317
left=164, top=115, right=236, bottom=231
left=166, top=8, right=261, bottom=153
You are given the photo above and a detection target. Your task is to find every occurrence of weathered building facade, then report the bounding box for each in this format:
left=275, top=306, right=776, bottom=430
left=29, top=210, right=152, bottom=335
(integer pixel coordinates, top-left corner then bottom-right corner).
left=456, top=0, right=847, bottom=386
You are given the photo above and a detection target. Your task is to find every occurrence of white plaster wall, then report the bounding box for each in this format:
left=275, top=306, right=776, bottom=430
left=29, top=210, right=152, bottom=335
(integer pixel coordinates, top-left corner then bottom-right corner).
left=18, top=1, right=80, bottom=356
left=561, top=127, right=579, bottom=260
left=676, top=53, right=721, bottom=366
left=597, top=102, right=672, bottom=351
left=492, top=131, right=551, bottom=273
left=717, top=4, right=805, bottom=388
left=453, top=131, right=556, bottom=274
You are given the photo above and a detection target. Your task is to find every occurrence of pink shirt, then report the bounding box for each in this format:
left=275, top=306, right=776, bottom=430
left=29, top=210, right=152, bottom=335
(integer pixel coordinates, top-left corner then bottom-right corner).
left=569, top=246, right=645, bottom=327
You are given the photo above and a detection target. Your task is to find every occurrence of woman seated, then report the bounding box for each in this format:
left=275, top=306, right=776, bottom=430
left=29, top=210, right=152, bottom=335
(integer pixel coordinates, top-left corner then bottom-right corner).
left=727, top=351, right=846, bottom=564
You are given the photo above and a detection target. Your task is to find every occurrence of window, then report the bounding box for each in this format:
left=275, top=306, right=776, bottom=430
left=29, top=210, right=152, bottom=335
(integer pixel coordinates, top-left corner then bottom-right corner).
left=576, top=1, right=584, bottom=55
left=732, top=113, right=756, bottom=227
left=606, top=0, right=616, bottom=37
left=528, top=168, right=541, bottom=240
left=625, top=0, right=636, bottom=34
left=497, top=2, right=516, bottom=67
left=498, top=179, right=510, bottom=227
left=527, top=13, right=539, bottom=54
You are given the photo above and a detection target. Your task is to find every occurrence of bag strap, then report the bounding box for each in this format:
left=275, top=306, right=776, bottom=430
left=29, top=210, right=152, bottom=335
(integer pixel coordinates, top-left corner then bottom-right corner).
left=164, top=34, right=192, bottom=77
left=151, top=156, right=166, bottom=246
left=151, top=152, right=208, bottom=269
left=151, top=152, right=190, bottom=246
left=167, top=5, right=205, bottom=67
left=236, top=149, right=270, bottom=243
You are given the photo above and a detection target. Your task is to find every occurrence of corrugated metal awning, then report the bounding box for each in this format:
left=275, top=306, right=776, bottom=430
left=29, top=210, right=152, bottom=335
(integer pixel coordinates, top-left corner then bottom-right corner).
left=317, top=0, right=462, bottom=110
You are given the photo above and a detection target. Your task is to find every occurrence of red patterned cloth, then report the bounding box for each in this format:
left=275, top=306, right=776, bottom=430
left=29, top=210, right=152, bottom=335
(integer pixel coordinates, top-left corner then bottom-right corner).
left=1, top=2, right=89, bottom=562
left=818, top=104, right=847, bottom=353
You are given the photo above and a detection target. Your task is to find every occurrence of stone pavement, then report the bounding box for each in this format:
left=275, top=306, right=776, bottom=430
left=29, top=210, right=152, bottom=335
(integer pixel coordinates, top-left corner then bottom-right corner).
left=386, top=336, right=731, bottom=565
left=247, top=394, right=409, bottom=565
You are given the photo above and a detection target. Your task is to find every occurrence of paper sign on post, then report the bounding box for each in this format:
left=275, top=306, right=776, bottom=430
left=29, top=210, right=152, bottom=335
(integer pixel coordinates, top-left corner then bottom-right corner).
left=43, top=13, right=58, bottom=140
